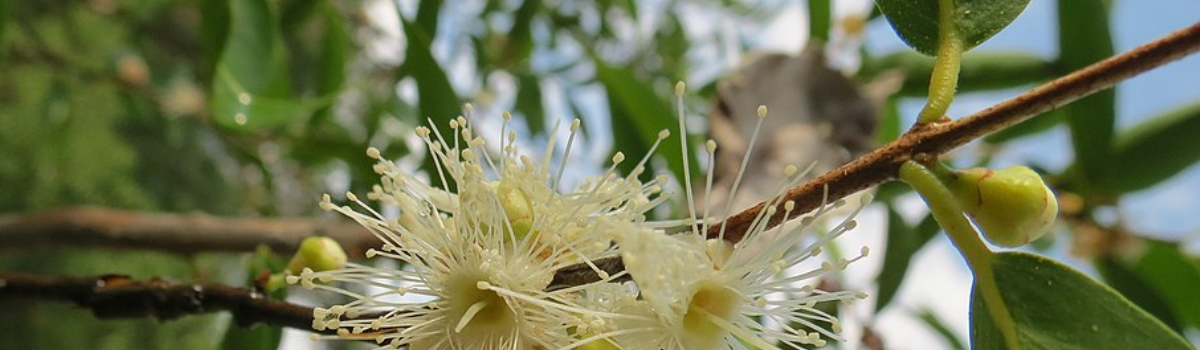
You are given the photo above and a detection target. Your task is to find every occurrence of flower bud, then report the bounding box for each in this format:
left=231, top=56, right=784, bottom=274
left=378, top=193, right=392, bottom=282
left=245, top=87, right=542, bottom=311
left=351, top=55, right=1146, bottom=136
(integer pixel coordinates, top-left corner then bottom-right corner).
left=496, top=179, right=535, bottom=241
left=288, top=237, right=348, bottom=275
left=945, top=166, right=1057, bottom=247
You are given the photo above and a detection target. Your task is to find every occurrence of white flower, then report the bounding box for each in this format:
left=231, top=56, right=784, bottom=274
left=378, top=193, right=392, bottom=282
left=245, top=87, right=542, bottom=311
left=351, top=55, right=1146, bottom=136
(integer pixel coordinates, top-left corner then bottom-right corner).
left=601, top=84, right=870, bottom=350
left=293, top=110, right=663, bottom=349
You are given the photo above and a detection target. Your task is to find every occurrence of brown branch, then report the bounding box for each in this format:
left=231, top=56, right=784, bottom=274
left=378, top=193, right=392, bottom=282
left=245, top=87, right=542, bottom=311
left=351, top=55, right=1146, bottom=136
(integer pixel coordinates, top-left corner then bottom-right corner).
left=0, top=272, right=323, bottom=332
left=0, top=207, right=377, bottom=258
left=709, top=19, right=1200, bottom=243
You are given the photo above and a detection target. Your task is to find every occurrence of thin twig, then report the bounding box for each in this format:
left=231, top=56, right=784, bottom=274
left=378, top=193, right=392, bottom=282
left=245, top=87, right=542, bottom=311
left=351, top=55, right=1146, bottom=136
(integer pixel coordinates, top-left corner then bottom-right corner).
left=0, top=207, right=377, bottom=258
left=0, top=272, right=323, bottom=333
left=710, top=19, right=1200, bottom=243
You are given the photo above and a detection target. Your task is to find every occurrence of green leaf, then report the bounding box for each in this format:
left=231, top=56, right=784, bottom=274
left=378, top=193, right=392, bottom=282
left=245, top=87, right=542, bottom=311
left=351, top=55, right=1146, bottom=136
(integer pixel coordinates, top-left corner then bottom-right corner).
left=808, top=0, right=831, bottom=42
left=1090, top=103, right=1200, bottom=193
left=984, top=109, right=1062, bottom=144
left=865, top=51, right=1054, bottom=97
left=398, top=15, right=460, bottom=128
left=875, top=96, right=901, bottom=144
left=209, top=0, right=329, bottom=131
left=875, top=0, right=1031, bottom=56
left=970, top=252, right=1194, bottom=350
left=875, top=209, right=938, bottom=311
left=1096, top=255, right=1181, bottom=332
left=1057, top=0, right=1115, bottom=191
left=505, top=0, right=541, bottom=67
left=593, top=60, right=696, bottom=186
left=198, top=0, right=231, bottom=79
left=220, top=246, right=287, bottom=350
left=515, top=74, right=546, bottom=135
left=917, top=309, right=968, bottom=350
left=1136, top=241, right=1200, bottom=329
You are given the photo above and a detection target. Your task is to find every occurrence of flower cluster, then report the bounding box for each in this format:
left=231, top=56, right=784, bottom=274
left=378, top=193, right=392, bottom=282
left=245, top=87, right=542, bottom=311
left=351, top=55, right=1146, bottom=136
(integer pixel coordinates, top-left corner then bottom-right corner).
left=292, top=84, right=868, bottom=350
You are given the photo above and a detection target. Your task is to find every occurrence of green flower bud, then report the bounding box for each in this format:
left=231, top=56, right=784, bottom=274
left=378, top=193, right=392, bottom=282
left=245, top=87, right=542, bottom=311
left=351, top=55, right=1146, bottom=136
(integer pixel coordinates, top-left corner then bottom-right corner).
left=288, top=237, right=348, bottom=275
left=496, top=179, right=535, bottom=241
left=945, top=166, right=1058, bottom=247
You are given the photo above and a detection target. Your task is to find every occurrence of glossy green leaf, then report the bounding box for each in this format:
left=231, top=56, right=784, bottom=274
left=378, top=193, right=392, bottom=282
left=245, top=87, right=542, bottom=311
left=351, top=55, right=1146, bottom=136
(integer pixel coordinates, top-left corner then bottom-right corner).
left=594, top=60, right=696, bottom=185
left=875, top=0, right=1031, bottom=56
left=1136, top=241, right=1200, bottom=328
left=1057, top=0, right=1115, bottom=190
left=515, top=74, right=546, bottom=135
left=875, top=209, right=938, bottom=311
left=970, top=252, right=1194, bottom=350
left=809, top=0, right=831, bottom=42
left=1090, top=103, right=1200, bottom=193
left=866, top=51, right=1054, bottom=97
left=918, top=309, right=967, bottom=350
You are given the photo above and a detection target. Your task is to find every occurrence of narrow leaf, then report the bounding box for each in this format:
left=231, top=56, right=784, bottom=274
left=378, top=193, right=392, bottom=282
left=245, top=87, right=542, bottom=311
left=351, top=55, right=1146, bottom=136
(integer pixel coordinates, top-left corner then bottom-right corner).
left=593, top=60, right=696, bottom=185
left=1137, top=241, right=1200, bottom=328
left=809, top=0, right=831, bottom=42
left=866, top=51, right=1054, bottom=97
left=515, top=74, right=546, bottom=135
left=1057, top=0, right=1115, bottom=190
left=1093, top=103, right=1200, bottom=193
left=875, top=207, right=938, bottom=311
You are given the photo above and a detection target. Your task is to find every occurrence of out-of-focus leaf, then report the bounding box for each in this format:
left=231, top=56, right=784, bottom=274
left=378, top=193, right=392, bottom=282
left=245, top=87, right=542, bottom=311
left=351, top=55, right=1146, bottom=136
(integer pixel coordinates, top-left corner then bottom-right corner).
left=875, top=0, right=1031, bottom=56
left=865, top=51, right=1054, bottom=97
left=210, top=0, right=329, bottom=131
left=198, top=0, right=230, bottom=79
left=1088, top=103, right=1200, bottom=193
left=1096, top=255, right=1181, bottom=332
left=1057, top=0, right=1115, bottom=191
left=1137, top=241, right=1200, bottom=328
left=875, top=209, right=938, bottom=311
left=212, top=66, right=333, bottom=131
left=506, top=0, right=540, bottom=67
left=415, top=0, right=441, bottom=35
left=984, top=109, right=1062, bottom=144
left=971, top=252, right=1194, bottom=350
left=917, top=309, right=967, bottom=350
left=399, top=16, right=460, bottom=128
left=876, top=96, right=901, bottom=144
left=515, top=74, right=546, bottom=134
left=654, top=16, right=690, bottom=80
left=594, top=60, right=695, bottom=185
left=809, top=0, right=831, bottom=42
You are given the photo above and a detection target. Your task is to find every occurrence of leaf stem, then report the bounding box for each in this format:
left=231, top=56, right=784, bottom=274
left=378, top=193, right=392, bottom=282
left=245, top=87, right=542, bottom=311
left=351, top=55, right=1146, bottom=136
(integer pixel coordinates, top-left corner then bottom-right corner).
left=918, top=0, right=966, bottom=124
left=899, top=160, right=1021, bottom=350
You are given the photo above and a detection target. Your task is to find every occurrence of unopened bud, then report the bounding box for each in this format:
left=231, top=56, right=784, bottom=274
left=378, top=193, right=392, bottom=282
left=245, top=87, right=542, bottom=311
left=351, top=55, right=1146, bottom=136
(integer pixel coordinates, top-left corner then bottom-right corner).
left=496, top=180, right=535, bottom=241
left=946, top=166, right=1058, bottom=247
left=288, top=237, right=348, bottom=275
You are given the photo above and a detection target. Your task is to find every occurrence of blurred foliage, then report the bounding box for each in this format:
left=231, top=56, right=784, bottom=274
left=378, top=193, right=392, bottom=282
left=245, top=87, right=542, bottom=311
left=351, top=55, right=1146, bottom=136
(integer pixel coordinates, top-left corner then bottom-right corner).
left=2, top=0, right=1200, bottom=349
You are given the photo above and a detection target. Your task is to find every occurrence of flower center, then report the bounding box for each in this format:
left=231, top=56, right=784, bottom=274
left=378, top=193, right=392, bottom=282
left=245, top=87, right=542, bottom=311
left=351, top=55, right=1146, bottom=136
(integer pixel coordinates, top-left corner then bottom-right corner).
left=681, top=283, right=741, bottom=345
left=445, top=273, right=516, bottom=338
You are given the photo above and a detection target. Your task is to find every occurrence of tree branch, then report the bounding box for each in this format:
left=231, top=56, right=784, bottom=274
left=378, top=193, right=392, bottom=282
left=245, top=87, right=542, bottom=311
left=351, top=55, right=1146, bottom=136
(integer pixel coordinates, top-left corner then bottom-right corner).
left=0, top=272, right=324, bottom=333
left=0, top=207, right=377, bottom=258
left=710, top=19, right=1200, bottom=243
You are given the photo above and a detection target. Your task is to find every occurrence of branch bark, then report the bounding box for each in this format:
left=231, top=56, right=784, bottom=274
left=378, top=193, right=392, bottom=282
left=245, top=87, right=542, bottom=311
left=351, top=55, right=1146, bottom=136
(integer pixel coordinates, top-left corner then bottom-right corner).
left=0, top=272, right=323, bottom=333
left=0, top=207, right=377, bottom=258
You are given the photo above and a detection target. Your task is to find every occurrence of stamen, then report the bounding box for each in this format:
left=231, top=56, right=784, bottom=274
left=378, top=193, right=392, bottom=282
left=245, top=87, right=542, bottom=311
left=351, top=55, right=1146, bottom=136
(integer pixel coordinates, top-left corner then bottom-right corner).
left=455, top=301, right=489, bottom=333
